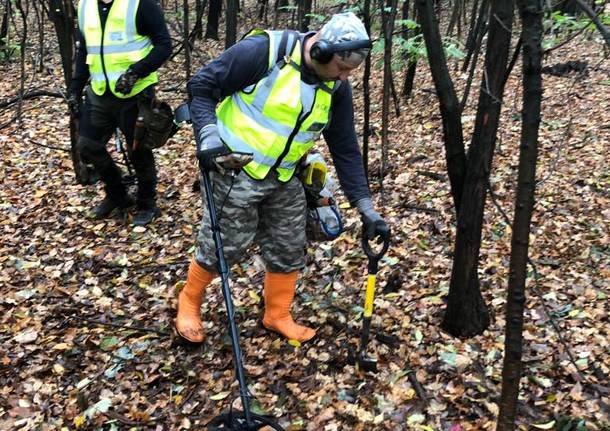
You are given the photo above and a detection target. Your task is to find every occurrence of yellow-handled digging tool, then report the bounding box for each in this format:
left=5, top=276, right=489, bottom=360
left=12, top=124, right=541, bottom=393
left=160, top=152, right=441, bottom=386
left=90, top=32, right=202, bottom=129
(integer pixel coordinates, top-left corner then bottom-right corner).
left=356, top=234, right=390, bottom=372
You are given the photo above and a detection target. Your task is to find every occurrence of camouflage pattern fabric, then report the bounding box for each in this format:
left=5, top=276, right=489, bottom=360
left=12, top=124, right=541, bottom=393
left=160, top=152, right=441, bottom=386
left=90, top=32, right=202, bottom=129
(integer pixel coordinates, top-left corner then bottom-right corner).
left=195, top=171, right=307, bottom=273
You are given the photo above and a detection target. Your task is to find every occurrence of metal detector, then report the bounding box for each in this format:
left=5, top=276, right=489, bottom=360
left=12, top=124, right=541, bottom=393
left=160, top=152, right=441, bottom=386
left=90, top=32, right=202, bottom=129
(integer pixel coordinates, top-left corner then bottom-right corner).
left=198, top=155, right=285, bottom=431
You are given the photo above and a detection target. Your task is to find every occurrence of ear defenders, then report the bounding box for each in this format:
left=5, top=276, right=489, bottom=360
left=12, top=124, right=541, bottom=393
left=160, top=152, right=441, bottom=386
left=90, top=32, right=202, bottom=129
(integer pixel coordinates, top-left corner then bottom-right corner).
left=310, top=38, right=373, bottom=64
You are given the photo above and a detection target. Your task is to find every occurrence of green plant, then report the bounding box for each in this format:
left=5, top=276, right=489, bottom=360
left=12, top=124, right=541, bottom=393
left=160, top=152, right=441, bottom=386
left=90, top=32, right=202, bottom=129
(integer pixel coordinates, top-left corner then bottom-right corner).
left=0, top=37, right=20, bottom=61
left=371, top=34, right=465, bottom=72
left=278, top=5, right=297, bottom=12
left=542, top=10, right=595, bottom=50
left=305, top=13, right=326, bottom=24
left=394, top=18, right=419, bottom=30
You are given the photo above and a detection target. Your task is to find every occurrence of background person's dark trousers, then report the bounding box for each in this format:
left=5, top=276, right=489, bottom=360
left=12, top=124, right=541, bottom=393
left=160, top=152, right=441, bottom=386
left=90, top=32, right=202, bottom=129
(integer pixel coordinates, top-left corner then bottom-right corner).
left=78, top=86, right=159, bottom=225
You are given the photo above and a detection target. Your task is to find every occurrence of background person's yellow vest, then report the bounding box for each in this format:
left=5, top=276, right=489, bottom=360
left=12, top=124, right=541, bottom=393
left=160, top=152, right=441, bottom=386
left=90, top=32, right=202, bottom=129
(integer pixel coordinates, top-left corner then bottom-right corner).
left=216, top=30, right=337, bottom=182
left=78, top=0, right=157, bottom=98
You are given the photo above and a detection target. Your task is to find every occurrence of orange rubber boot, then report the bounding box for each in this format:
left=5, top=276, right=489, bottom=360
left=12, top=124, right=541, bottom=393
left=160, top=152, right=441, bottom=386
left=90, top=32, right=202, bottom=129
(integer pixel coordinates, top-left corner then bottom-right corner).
left=175, top=259, right=216, bottom=343
left=262, top=271, right=316, bottom=342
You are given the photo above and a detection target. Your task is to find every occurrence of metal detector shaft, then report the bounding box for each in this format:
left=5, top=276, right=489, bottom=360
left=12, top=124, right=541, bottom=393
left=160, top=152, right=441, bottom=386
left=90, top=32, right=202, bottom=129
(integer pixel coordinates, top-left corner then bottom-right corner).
left=200, top=167, right=253, bottom=427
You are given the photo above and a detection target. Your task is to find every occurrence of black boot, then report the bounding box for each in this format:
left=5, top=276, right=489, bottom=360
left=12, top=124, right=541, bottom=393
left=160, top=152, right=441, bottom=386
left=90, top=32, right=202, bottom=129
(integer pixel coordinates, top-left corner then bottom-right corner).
left=133, top=206, right=160, bottom=226
left=92, top=195, right=135, bottom=219
left=133, top=179, right=159, bottom=226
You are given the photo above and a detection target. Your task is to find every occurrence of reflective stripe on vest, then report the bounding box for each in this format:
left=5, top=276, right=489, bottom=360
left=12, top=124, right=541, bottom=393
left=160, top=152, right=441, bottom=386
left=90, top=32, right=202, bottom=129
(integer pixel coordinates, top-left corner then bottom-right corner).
left=78, top=0, right=157, bottom=98
left=216, top=29, right=336, bottom=182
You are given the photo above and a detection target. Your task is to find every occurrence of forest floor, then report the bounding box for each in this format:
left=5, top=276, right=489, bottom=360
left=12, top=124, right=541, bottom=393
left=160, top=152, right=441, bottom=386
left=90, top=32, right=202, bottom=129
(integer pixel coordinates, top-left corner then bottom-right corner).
left=0, top=17, right=609, bottom=431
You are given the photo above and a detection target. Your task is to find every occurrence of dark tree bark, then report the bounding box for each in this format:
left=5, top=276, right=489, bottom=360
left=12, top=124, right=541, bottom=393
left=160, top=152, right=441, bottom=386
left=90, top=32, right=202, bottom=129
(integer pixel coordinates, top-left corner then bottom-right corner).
left=402, top=58, right=418, bottom=99
left=447, top=0, right=462, bottom=37
left=554, top=0, right=579, bottom=14
left=362, top=0, right=372, bottom=180
left=183, top=0, right=191, bottom=80
left=463, top=0, right=481, bottom=55
left=497, top=1, right=543, bottom=428
left=460, top=2, right=488, bottom=109
left=272, top=0, right=289, bottom=29
left=48, top=0, right=91, bottom=184
left=575, top=0, right=610, bottom=49
left=443, top=0, right=515, bottom=338
left=401, top=0, right=419, bottom=99
left=194, top=0, right=205, bottom=39
left=416, top=0, right=466, bottom=212
left=14, top=0, right=28, bottom=124
left=297, top=0, right=312, bottom=32
left=379, top=0, right=399, bottom=195
left=390, top=73, right=401, bottom=117
left=0, top=0, right=9, bottom=55
left=33, top=0, right=45, bottom=72
left=462, top=0, right=489, bottom=73
left=257, top=0, right=268, bottom=21
left=205, top=0, right=221, bottom=40
left=502, top=37, right=522, bottom=90
left=225, top=0, right=238, bottom=48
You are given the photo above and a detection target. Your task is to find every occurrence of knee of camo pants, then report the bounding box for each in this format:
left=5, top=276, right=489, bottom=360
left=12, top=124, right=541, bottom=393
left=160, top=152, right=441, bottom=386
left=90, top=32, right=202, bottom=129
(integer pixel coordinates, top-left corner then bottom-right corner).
left=195, top=172, right=260, bottom=272
left=255, top=176, right=307, bottom=273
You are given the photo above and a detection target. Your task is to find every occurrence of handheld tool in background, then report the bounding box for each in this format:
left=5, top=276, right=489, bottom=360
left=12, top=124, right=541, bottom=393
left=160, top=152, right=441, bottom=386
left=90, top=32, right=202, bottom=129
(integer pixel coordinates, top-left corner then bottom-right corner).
left=356, top=233, right=390, bottom=372
left=114, top=128, right=136, bottom=185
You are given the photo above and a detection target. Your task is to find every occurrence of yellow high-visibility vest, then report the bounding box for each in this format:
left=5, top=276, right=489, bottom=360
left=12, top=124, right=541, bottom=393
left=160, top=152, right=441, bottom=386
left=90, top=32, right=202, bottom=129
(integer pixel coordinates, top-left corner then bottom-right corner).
left=78, top=0, right=157, bottom=98
left=216, top=30, right=338, bottom=181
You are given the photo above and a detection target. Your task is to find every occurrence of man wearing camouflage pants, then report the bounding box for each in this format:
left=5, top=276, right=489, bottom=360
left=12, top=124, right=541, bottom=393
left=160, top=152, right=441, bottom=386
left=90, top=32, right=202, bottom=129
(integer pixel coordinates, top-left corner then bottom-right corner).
left=176, top=12, right=390, bottom=344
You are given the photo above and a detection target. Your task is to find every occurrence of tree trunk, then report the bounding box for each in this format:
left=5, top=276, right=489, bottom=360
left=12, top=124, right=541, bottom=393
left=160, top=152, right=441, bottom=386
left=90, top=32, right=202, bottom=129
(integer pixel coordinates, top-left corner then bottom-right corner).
left=575, top=0, right=610, bottom=49
left=362, top=0, right=372, bottom=181
left=0, top=0, right=9, bottom=55
left=401, top=0, right=419, bottom=99
left=416, top=0, right=466, bottom=212
left=447, top=0, right=462, bottom=37
left=379, top=0, right=399, bottom=195
left=48, top=0, right=91, bottom=185
left=462, top=0, right=488, bottom=72
left=195, top=0, right=205, bottom=39
left=33, top=0, right=45, bottom=72
left=225, top=0, right=238, bottom=48
left=460, top=14, right=487, bottom=109
left=442, top=0, right=515, bottom=337
left=183, top=0, right=191, bottom=80
left=497, top=1, right=543, bottom=428
left=463, top=0, right=481, bottom=56
left=15, top=0, right=28, bottom=124
left=402, top=59, right=418, bottom=98
left=205, top=0, right=221, bottom=40
left=554, top=0, right=579, bottom=14
left=273, top=0, right=289, bottom=29
left=190, top=0, right=207, bottom=44
left=297, top=0, right=312, bottom=32
left=257, top=0, right=268, bottom=21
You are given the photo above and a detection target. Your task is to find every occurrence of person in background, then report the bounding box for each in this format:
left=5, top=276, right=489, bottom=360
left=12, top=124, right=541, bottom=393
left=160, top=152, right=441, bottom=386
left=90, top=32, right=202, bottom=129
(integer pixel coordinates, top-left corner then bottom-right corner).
left=68, top=0, right=171, bottom=226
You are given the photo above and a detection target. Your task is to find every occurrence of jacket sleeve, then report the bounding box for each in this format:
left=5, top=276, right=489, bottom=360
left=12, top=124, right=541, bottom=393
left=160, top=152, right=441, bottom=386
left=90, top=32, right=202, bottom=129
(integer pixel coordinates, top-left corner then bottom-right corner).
left=128, top=0, right=172, bottom=78
left=323, top=81, right=371, bottom=206
left=187, top=35, right=270, bottom=132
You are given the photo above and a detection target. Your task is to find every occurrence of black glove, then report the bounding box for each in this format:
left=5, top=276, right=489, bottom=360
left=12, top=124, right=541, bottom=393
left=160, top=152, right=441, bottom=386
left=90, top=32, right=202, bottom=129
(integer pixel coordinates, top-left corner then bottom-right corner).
left=196, top=124, right=229, bottom=172
left=114, top=69, right=139, bottom=95
left=356, top=198, right=390, bottom=243
left=67, top=92, right=81, bottom=117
